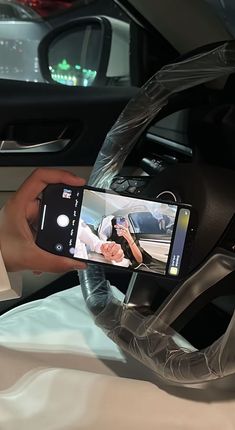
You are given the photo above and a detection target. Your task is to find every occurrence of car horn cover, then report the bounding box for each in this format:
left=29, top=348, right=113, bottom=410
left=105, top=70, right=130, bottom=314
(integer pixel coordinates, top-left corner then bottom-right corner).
left=79, top=42, right=235, bottom=384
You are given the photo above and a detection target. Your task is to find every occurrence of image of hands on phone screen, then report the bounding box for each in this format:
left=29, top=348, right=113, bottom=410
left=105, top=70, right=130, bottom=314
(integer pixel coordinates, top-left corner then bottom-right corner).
left=36, top=185, right=196, bottom=278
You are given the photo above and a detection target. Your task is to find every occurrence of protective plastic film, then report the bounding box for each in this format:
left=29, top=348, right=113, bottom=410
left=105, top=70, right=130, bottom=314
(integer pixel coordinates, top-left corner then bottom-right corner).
left=80, top=42, right=235, bottom=384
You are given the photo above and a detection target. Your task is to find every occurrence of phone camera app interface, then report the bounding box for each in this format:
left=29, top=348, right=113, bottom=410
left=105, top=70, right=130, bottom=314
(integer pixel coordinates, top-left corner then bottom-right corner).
left=55, top=243, right=63, bottom=252
left=71, top=189, right=181, bottom=275
left=57, top=214, right=70, bottom=228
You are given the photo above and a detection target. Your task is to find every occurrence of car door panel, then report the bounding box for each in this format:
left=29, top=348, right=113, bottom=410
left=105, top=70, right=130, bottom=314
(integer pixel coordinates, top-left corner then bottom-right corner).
left=0, top=79, right=138, bottom=166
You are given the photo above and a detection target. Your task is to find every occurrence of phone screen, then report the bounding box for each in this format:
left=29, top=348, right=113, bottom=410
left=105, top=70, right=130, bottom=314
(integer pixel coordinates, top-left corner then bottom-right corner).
left=37, top=185, right=194, bottom=278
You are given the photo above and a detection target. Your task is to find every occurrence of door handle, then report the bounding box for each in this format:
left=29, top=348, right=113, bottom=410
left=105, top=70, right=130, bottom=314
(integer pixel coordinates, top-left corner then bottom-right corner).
left=0, top=139, right=70, bottom=153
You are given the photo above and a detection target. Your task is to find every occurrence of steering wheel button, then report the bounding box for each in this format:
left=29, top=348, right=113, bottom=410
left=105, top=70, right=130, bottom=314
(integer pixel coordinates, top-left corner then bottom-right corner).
left=115, top=178, right=125, bottom=184
left=129, top=180, right=139, bottom=187
left=116, top=184, right=129, bottom=192
left=128, top=186, right=137, bottom=193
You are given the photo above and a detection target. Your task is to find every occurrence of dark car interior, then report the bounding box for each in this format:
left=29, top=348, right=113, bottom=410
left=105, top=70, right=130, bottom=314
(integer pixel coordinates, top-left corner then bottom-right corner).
left=3, top=65, right=235, bottom=354
left=0, top=1, right=235, bottom=367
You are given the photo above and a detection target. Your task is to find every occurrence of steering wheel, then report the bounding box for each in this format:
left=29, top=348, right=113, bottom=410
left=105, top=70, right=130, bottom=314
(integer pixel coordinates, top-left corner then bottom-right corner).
left=79, top=41, right=235, bottom=384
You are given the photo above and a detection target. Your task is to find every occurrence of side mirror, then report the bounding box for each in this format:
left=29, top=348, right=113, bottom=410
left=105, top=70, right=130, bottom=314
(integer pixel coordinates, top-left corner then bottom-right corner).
left=38, top=16, right=130, bottom=87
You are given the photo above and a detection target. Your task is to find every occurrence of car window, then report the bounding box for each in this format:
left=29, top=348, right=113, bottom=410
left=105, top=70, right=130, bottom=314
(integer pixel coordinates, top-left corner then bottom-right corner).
left=0, top=0, right=131, bottom=86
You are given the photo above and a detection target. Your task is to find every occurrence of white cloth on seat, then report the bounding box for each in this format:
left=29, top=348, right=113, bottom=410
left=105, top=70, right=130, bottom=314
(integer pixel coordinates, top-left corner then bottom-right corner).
left=0, top=285, right=235, bottom=430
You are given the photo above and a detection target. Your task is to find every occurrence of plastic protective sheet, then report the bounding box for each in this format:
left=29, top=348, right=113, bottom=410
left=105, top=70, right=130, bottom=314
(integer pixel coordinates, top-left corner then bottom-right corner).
left=80, top=42, right=235, bottom=384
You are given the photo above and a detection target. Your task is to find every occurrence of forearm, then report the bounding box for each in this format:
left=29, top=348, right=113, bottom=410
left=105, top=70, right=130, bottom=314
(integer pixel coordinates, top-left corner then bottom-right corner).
left=78, top=222, right=105, bottom=253
left=128, top=240, right=143, bottom=264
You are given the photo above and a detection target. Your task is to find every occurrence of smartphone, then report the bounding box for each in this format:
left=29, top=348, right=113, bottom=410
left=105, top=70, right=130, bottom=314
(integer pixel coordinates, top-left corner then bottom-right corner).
left=36, top=184, right=197, bottom=278
left=115, top=216, right=127, bottom=236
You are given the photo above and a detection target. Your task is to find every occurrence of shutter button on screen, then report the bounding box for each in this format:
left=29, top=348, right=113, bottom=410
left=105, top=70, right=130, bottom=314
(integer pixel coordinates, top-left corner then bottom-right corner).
left=57, top=214, right=70, bottom=227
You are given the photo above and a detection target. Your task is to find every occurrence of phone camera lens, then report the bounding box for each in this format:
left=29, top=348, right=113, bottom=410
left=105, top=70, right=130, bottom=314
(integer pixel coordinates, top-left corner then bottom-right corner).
left=55, top=243, right=63, bottom=252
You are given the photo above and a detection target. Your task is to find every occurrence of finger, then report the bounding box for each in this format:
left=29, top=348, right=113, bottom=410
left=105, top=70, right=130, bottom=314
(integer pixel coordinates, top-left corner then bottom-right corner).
left=112, top=250, right=124, bottom=262
left=26, top=199, right=41, bottom=224
left=108, top=242, right=119, bottom=251
left=29, top=245, right=87, bottom=273
left=111, top=243, right=123, bottom=252
left=115, top=252, right=124, bottom=262
left=16, top=168, right=86, bottom=204
left=116, top=224, right=125, bottom=230
left=110, top=247, right=123, bottom=258
left=102, top=242, right=117, bottom=253
left=101, top=243, right=110, bottom=253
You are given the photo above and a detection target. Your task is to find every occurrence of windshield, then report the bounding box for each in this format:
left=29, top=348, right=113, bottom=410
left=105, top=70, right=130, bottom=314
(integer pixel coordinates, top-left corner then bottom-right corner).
left=0, top=1, right=41, bottom=20
left=4, top=1, right=235, bottom=33
left=12, top=0, right=97, bottom=19
left=0, top=0, right=128, bottom=83
left=3, top=0, right=233, bottom=86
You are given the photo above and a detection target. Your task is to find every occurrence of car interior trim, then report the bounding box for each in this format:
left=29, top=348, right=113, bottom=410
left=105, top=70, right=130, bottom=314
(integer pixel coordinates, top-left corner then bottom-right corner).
left=146, top=132, right=192, bottom=157
left=0, top=138, right=70, bottom=153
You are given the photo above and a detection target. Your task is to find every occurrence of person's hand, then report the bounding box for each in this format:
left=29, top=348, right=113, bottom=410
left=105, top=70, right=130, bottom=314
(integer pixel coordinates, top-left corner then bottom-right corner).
left=0, top=168, right=87, bottom=273
left=115, top=224, right=132, bottom=243
left=100, top=242, right=124, bottom=262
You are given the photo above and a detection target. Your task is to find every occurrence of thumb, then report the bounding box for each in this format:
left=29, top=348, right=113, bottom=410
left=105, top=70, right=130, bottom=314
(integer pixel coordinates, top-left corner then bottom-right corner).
left=30, top=245, right=87, bottom=273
